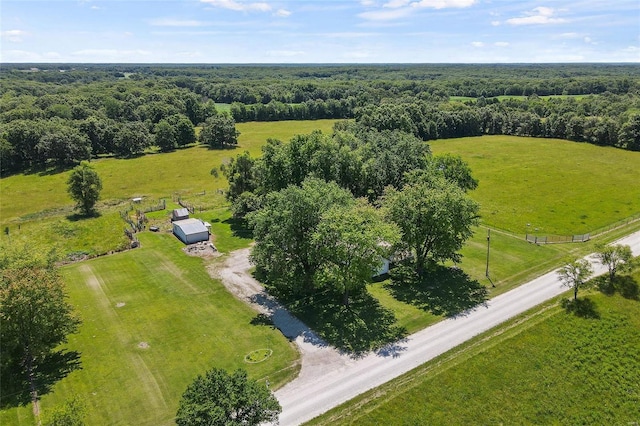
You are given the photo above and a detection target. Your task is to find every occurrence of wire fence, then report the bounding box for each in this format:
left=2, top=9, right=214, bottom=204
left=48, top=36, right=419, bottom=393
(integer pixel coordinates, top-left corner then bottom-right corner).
left=525, top=233, right=590, bottom=244
left=590, top=212, right=640, bottom=237
left=523, top=211, right=640, bottom=245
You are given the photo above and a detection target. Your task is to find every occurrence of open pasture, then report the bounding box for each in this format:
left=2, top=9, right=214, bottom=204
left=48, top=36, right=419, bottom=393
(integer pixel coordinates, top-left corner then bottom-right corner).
left=0, top=119, right=338, bottom=224
left=0, top=232, right=298, bottom=425
left=430, top=135, right=640, bottom=236
left=311, top=289, right=640, bottom=425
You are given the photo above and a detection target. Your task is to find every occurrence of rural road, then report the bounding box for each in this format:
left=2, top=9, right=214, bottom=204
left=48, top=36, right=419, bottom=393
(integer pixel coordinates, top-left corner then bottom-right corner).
left=213, top=230, right=640, bottom=426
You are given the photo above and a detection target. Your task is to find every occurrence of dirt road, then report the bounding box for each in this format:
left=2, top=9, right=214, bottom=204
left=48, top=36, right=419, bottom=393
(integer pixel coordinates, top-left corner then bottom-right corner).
left=212, top=231, right=640, bottom=426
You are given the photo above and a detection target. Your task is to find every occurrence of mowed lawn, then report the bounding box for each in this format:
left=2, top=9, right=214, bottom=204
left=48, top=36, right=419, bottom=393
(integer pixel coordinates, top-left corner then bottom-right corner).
left=0, top=232, right=299, bottom=426
left=311, top=289, right=640, bottom=425
left=430, top=135, right=640, bottom=235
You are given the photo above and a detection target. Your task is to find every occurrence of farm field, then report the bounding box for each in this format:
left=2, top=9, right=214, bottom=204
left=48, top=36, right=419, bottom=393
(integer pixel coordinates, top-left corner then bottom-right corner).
left=3, top=121, right=640, bottom=424
left=0, top=232, right=299, bottom=425
left=310, top=286, right=640, bottom=425
left=430, top=135, right=640, bottom=236
left=0, top=119, right=338, bottom=225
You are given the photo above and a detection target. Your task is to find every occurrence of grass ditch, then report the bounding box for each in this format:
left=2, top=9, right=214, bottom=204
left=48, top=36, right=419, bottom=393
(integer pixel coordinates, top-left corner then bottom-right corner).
left=309, top=273, right=640, bottom=425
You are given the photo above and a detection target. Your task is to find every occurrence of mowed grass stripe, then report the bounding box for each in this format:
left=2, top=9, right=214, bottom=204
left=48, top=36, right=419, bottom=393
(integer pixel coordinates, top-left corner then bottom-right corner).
left=430, top=135, right=640, bottom=235
left=0, top=232, right=299, bottom=426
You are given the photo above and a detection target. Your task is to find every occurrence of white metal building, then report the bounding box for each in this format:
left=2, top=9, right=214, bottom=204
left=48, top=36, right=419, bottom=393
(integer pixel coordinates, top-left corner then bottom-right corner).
left=172, top=218, right=209, bottom=244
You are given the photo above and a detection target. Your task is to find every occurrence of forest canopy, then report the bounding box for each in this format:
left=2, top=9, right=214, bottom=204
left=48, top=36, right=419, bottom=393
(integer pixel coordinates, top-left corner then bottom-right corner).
left=1, top=63, right=639, bottom=175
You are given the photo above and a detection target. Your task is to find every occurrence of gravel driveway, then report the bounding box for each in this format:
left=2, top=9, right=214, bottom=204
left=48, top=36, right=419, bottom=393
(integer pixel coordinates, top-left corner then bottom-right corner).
left=211, top=231, right=640, bottom=426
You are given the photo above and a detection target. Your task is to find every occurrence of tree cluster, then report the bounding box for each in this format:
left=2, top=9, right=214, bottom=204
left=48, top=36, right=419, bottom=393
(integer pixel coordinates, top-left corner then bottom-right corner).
left=4, top=63, right=638, bottom=175
left=224, top=124, right=480, bottom=305
left=176, top=368, right=280, bottom=426
left=0, top=247, right=80, bottom=412
left=0, top=78, right=223, bottom=173
left=356, top=96, right=640, bottom=151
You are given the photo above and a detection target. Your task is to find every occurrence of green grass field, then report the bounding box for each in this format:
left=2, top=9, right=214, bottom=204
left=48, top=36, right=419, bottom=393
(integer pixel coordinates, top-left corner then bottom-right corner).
left=310, top=284, right=640, bottom=425
left=430, top=135, right=640, bottom=235
left=0, top=120, right=339, bottom=255
left=0, top=232, right=299, bottom=426
left=0, top=119, right=338, bottom=224
left=2, top=122, right=640, bottom=424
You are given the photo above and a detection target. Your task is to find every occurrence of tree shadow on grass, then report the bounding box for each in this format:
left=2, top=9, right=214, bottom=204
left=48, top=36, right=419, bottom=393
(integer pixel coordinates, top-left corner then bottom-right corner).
left=285, top=290, right=407, bottom=356
left=0, top=349, right=81, bottom=409
left=385, top=264, right=489, bottom=317
left=616, top=276, right=639, bottom=300
left=66, top=212, right=101, bottom=221
left=597, top=275, right=639, bottom=300
left=250, top=313, right=276, bottom=328
left=560, top=297, right=600, bottom=319
left=221, top=217, right=253, bottom=239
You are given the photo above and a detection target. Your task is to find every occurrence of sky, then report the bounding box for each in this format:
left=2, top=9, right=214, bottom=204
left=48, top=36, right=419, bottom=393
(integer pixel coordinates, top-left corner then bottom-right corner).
left=1, top=0, right=639, bottom=63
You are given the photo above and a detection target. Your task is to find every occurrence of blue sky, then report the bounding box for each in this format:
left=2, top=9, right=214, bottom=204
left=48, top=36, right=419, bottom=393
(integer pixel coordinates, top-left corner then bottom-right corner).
left=1, top=0, right=639, bottom=63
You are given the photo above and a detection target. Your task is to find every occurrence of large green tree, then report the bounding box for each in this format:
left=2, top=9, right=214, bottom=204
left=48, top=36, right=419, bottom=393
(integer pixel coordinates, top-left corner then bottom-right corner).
left=249, top=178, right=353, bottom=295
left=384, top=175, right=480, bottom=275
left=200, top=114, right=239, bottom=148
left=595, top=244, right=634, bottom=284
left=429, top=153, right=479, bottom=192
left=314, top=200, right=399, bottom=305
left=67, top=161, right=102, bottom=216
left=175, top=368, right=280, bottom=426
left=153, top=119, right=177, bottom=152
left=557, top=259, right=594, bottom=301
left=0, top=249, right=80, bottom=418
left=113, top=121, right=152, bottom=157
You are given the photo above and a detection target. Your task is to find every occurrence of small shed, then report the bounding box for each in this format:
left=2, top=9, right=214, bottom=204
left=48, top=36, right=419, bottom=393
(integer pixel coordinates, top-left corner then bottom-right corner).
left=172, top=208, right=190, bottom=222
left=173, top=219, right=209, bottom=244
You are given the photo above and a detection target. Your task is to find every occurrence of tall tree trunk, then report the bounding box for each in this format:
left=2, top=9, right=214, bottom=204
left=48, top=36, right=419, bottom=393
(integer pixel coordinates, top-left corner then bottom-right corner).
left=343, top=286, right=350, bottom=307
left=25, top=348, right=41, bottom=425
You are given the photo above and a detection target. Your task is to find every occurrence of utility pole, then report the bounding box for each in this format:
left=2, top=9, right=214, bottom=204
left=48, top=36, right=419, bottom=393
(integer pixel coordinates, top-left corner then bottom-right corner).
left=486, top=228, right=495, bottom=287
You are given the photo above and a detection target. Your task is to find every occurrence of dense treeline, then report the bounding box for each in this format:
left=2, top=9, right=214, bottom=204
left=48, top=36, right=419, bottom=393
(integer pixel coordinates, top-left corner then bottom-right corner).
left=2, top=64, right=640, bottom=174
left=356, top=94, right=640, bottom=150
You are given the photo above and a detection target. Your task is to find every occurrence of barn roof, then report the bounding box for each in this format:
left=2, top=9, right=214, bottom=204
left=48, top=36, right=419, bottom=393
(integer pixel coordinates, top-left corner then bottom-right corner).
left=173, top=218, right=208, bottom=235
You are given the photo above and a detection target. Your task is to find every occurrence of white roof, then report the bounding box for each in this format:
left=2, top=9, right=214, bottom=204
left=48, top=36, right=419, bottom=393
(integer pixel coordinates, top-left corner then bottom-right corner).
left=173, top=208, right=190, bottom=217
left=173, top=218, right=208, bottom=235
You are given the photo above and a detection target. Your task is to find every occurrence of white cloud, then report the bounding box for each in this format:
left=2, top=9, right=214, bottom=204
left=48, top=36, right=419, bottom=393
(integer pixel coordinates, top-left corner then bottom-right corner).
left=321, top=32, right=381, bottom=38
left=149, top=18, right=206, bottom=27
left=559, top=32, right=580, bottom=39
left=1, top=29, right=27, bottom=42
left=506, top=7, right=567, bottom=25
left=360, top=0, right=475, bottom=20
left=491, top=20, right=500, bottom=26
left=411, top=0, right=476, bottom=9
left=72, top=49, right=152, bottom=60
left=384, top=0, right=409, bottom=8
left=359, top=8, right=413, bottom=20
left=200, top=0, right=271, bottom=12
left=494, top=41, right=509, bottom=47
left=274, top=9, right=291, bottom=17
left=471, top=41, right=484, bottom=47
left=343, top=50, right=374, bottom=59
left=265, top=50, right=305, bottom=57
